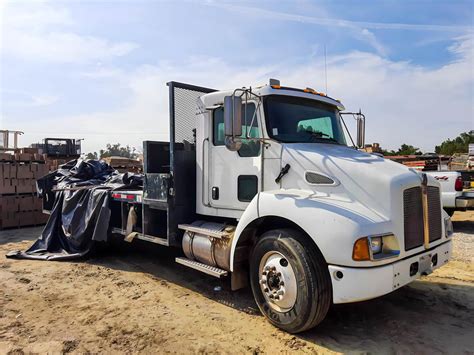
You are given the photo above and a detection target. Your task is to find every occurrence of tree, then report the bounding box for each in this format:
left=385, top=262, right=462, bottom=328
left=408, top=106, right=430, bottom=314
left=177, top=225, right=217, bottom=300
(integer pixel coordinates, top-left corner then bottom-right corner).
left=435, top=131, right=474, bottom=155
left=85, top=143, right=138, bottom=160
left=381, top=149, right=397, bottom=156
left=99, top=143, right=138, bottom=159
left=397, top=144, right=422, bottom=155
left=85, top=152, right=98, bottom=160
left=382, top=144, right=421, bottom=156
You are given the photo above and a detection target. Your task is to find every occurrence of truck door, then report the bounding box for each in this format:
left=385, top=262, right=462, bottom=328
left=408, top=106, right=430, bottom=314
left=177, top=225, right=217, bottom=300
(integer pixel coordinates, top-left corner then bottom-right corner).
left=208, top=103, right=262, bottom=211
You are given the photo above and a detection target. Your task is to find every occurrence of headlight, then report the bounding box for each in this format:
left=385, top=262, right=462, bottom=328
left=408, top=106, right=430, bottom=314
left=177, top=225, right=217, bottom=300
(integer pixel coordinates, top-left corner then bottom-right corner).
left=444, top=217, right=453, bottom=237
left=353, top=234, right=400, bottom=261
left=369, top=236, right=383, bottom=254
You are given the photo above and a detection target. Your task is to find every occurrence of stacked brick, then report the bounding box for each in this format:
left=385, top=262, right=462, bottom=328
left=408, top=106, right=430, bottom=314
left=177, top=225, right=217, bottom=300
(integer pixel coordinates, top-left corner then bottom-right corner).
left=0, top=151, right=50, bottom=229
left=46, top=158, right=69, bottom=172
left=103, top=156, right=143, bottom=173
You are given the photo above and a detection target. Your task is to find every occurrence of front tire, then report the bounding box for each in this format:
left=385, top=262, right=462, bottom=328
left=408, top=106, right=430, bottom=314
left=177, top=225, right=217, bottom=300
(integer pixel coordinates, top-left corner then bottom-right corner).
left=249, top=229, right=332, bottom=333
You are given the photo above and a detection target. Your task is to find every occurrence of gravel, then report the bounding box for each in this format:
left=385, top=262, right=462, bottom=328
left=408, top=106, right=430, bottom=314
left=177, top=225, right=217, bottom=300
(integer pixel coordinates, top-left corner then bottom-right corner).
left=451, top=211, right=474, bottom=263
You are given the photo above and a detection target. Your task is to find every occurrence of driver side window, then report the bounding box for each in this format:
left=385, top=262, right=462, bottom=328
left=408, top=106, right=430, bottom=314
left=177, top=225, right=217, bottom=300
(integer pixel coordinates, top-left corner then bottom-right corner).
left=212, top=104, right=261, bottom=157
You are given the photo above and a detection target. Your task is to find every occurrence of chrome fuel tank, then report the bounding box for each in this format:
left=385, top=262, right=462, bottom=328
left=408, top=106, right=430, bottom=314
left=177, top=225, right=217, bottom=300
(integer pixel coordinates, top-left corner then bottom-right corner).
left=182, top=221, right=235, bottom=271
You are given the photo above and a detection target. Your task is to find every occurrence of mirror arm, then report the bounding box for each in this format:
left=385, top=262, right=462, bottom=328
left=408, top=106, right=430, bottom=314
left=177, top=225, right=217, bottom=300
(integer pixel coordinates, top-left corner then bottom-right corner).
left=339, top=114, right=357, bottom=149
left=340, top=111, right=366, bottom=149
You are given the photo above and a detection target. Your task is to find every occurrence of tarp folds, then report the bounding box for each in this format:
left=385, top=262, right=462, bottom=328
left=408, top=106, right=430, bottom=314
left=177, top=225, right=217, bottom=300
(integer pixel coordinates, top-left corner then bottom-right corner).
left=6, top=159, right=143, bottom=260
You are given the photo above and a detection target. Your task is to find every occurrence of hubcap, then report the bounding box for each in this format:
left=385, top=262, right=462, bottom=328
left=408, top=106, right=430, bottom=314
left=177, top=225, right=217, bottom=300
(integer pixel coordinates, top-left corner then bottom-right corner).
left=258, top=251, right=297, bottom=312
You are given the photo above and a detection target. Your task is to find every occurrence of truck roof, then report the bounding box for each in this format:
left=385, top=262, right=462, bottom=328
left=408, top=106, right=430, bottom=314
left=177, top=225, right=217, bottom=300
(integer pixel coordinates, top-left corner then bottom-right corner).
left=200, top=84, right=345, bottom=111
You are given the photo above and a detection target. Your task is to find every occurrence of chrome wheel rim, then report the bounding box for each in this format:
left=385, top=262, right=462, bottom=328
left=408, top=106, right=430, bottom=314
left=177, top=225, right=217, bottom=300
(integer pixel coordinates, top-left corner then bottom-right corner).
left=258, top=251, right=297, bottom=312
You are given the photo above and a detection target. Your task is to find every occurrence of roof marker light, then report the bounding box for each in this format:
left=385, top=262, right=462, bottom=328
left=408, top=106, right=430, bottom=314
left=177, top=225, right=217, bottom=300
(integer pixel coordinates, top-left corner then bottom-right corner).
left=269, top=78, right=280, bottom=86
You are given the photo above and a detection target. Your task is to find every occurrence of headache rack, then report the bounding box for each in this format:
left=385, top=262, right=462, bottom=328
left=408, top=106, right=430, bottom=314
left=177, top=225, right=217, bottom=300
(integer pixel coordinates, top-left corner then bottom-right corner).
left=110, top=81, right=216, bottom=247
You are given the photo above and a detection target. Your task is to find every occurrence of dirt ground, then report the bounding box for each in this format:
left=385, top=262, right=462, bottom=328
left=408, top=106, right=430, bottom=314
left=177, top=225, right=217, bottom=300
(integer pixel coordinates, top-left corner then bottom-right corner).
left=0, top=212, right=473, bottom=354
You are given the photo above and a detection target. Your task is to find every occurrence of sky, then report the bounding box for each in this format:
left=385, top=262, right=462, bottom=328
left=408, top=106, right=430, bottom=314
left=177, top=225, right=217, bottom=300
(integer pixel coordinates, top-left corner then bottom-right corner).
left=0, top=0, right=473, bottom=154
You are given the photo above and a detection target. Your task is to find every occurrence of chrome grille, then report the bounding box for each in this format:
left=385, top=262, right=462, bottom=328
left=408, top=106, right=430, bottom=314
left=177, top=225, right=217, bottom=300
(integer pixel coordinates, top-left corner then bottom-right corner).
left=403, top=187, right=424, bottom=250
left=403, top=186, right=442, bottom=251
left=427, top=186, right=442, bottom=242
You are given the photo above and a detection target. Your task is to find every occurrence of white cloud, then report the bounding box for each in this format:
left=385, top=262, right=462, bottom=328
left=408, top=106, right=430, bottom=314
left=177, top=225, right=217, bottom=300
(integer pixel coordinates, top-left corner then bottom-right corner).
left=203, top=2, right=471, bottom=56
left=448, top=34, right=474, bottom=59
left=30, top=94, right=58, bottom=106
left=204, top=2, right=473, bottom=33
left=3, top=31, right=138, bottom=63
left=2, top=5, right=73, bottom=30
left=0, top=2, right=138, bottom=63
left=0, top=89, right=59, bottom=107
left=358, top=28, right=387, bottom=56
left=11, top=35, right=473, bottom=154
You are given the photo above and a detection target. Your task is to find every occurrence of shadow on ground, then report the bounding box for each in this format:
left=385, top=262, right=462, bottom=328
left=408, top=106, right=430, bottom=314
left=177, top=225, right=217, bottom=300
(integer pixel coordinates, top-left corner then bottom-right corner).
left=2, top=215, right=473, bottom=353
left=452, top=220, right=474, bottom=234
left=0, top=227, right=39, bottom=246
left=451, top=209, right=474, bottom=234
left=87, top=236, right=474, bottom=353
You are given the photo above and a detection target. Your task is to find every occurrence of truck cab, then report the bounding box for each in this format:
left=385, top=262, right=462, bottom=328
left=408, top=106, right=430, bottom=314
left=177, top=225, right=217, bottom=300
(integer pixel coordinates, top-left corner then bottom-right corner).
left=110, top=80, right=453, bottom=333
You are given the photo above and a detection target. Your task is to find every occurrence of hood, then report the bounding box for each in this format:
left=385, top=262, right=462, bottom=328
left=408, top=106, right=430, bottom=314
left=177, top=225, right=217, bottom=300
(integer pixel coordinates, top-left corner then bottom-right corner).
left=280, top=143, right=423, bottom=219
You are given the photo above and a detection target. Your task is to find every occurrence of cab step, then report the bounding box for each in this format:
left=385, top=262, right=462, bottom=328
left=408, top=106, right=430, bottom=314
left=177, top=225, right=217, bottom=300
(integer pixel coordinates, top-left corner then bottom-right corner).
left=175, top=257, right=228, bottom=278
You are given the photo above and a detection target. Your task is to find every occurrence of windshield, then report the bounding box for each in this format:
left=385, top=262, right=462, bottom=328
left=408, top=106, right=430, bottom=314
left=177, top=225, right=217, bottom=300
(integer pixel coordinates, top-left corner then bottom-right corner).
left=264, top=95, right=347, bottom=145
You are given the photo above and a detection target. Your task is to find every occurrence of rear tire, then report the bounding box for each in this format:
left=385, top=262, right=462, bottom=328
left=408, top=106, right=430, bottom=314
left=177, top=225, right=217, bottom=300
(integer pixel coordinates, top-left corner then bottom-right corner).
left=249, top=228, right=332, bottom=333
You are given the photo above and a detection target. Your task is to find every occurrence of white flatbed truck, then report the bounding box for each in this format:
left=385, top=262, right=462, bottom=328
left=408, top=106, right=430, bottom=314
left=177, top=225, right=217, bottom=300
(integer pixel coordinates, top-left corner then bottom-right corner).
left=108, top=80, right=453, bottom=333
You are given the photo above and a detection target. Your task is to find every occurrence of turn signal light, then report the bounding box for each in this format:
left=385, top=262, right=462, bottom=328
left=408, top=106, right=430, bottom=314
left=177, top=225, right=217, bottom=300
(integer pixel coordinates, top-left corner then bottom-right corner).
left=352, top=237, right=370, bottom=261
left=271, top=85, right=281, bottom=89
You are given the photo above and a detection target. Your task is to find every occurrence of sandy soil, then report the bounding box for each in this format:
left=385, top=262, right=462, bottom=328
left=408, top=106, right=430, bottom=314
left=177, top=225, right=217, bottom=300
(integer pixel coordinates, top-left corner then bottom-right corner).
left=0, top=211, right=473, bottom=354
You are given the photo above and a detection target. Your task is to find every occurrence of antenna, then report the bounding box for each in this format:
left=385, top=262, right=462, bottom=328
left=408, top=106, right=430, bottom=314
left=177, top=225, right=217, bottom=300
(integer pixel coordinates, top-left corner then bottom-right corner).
left=324, top=45, right=328, bottom=95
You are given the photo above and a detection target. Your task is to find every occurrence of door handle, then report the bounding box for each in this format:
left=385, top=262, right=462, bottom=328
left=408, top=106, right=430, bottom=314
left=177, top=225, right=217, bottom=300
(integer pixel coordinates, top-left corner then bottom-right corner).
left=212, top=186, right=219, bottom=200
left=275, top=164, right=291, bottom=183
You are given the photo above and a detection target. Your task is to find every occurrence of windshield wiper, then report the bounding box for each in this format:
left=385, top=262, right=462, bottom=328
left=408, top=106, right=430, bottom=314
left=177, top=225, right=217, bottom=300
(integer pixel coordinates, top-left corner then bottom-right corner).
left=304, top=130, right=341, bottom=144
left=320, top=137, right=340, bottom=144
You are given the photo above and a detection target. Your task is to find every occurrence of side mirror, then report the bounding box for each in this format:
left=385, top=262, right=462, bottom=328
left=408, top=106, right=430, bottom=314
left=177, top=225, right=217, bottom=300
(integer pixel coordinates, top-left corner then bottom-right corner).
left=224, top=95, right=243, bottom=151
left=356, top=114, right=365, bottom=149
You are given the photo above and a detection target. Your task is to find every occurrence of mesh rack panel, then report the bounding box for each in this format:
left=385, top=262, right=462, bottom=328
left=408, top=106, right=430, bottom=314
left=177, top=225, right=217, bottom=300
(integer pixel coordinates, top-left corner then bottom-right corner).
left=173, top=87, right=203, bottom=144
left=168, top=82, right=216, bottom=145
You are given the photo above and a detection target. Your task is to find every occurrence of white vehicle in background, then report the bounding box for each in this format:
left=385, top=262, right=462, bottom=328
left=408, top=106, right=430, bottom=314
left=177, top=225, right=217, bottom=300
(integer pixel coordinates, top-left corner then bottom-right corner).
left=426, top=171, right=474, bottom=216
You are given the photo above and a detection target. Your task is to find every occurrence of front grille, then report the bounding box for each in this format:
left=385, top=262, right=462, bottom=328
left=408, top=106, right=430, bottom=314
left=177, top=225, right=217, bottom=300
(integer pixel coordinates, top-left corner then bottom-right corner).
left=403, top=187, right=424, bottom=250
left=403, top=186, right=442, bottom=251
left=427, top=186, right=442, bottom=242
